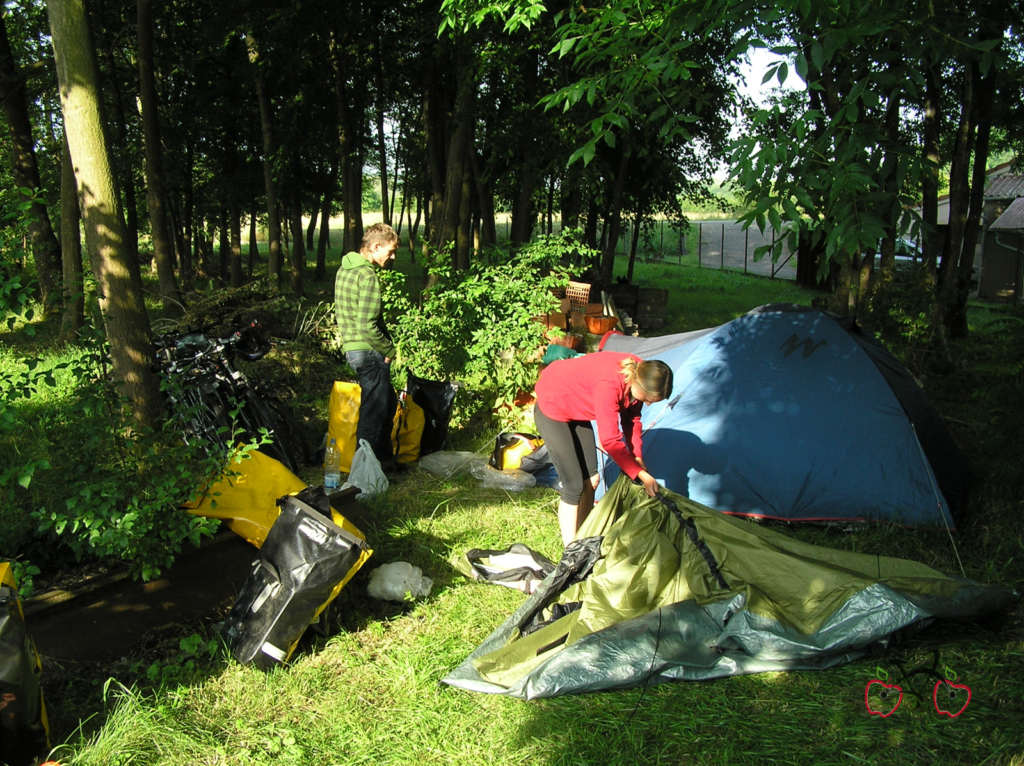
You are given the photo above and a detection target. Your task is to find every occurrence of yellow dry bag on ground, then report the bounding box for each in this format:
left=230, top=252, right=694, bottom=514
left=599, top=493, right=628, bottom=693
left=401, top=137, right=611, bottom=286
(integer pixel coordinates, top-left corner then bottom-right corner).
left=0, top=562, right=49, bottom=766
left=489, top=433, right=544, bottom=471
left=183, top=449, right=307, bottom=548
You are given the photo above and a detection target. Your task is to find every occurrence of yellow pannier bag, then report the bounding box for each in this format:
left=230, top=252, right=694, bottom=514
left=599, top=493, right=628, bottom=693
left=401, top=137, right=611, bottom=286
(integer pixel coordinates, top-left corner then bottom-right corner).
left=184, top=450, right=372, bottom=557
left=391, top=392, right=426, bottom=464
left=489, top=432, right=544, bottom=471
left=327, top=381, right=362, bottom=472
left=327, top=380, right=425, bottom=470
left=183, top=449, right=307, bottom=548
left=0, top=562, right=50, bottom=764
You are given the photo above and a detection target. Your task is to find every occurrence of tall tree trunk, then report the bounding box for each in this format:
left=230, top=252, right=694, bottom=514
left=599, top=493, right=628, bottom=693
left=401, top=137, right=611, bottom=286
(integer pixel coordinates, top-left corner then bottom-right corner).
left=949, top=66, right=995, bottom=338
left=454, top=156, right=473, bottom=269
left=471, top=150, right=496, bottom=248
left=0, top=9, right=62, bottom=317
left=305, top=203, right=318, bottom=251
left=137, top=0, right=181, bottom=312
left=315, top=158, right=338, bottom=280
left=248, top=209, right=258, bottom=278
left=423, top=46, right=450, bottom=251
left=375, top=39, right=391, bottom=225
left=229, top=201, right=242, bottom=287
left=600, top=148, right=630, bottom=285
left=48, top=0, right=162, bottom=426
left=583, top=196, right=599, bottom=250
left=331, top=26, right=363, bottom=253
left=288, top=189, right=306, bottom=296
left=247, top=34, right=282, bottom=285
left=180, top=144, right=195, bottom=287
left=218, top=207, right=229, bottom=283
left=561, top=166, right=581, bottom=231
left=59, top=135, right=83, bottom=341
left=439, top=59, right=475, bottom=266
left=97, top=24, right=139, bottom=268
left=938, top=61, right=976, bottom=336
left=921, top=63, right=941, bottom=277
left=626, top=215, right=641, bottom=282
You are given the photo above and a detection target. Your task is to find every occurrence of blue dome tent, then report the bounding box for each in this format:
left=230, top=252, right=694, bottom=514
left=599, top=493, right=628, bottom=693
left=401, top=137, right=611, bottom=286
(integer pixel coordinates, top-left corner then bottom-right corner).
left=596, top=305, right=966, bottom=527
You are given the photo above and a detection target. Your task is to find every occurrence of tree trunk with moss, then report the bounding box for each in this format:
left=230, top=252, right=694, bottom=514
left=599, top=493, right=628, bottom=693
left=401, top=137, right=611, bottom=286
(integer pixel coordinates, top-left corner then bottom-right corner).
left=48, top=0, right=162, bottom=427
left=59, top=135, right=83, bottom=341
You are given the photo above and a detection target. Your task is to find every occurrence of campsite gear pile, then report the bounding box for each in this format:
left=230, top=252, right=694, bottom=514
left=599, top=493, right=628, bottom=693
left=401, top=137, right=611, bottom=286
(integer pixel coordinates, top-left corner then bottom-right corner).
left=597, top=304, right=966, bottom=527
left=222, top=490, right=371, bottom=670
left=153, top=321, right=306, bottom=473
left=327, top=372, right=459, bottom=473
left=444, top=475, right=1015, bottom=699
left=190, top=370, right=457, bottom=669
left=0, top=563, right=49, bottom=766
left=185, top=453, right=373, bottom=669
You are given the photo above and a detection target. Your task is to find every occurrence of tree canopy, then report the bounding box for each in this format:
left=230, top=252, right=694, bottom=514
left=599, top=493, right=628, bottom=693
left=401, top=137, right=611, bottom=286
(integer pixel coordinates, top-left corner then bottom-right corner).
left=1, top=0, right=1022, bottom=422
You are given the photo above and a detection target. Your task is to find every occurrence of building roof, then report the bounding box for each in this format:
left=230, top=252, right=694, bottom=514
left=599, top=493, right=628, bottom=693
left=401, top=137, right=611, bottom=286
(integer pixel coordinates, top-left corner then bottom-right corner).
left=986, top=174, right=1024, bottom=200
left=989, top=197, right=1024, bottom=231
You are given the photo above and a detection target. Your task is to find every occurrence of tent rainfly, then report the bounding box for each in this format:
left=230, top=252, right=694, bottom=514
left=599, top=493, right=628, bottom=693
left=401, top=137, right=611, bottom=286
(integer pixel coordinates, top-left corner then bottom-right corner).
left=596, top=304, right=967, bottom=527
left=443, top=477, right=1014, bottom=699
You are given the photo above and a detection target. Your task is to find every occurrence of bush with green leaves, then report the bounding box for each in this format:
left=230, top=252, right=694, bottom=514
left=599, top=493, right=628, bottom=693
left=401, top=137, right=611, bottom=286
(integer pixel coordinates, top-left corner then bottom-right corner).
left=381, top=232, right=583, bottom=426
left=1, top=325, right=246, bottom=586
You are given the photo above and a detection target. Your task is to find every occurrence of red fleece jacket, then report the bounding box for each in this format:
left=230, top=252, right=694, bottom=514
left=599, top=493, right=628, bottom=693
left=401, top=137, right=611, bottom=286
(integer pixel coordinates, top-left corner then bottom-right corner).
left=534, top=351, right=645, bottom=479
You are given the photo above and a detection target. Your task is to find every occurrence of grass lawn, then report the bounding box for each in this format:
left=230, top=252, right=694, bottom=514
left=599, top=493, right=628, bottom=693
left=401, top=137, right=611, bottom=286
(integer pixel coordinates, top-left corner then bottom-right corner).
left=7, top=252, right=1024, bottom=766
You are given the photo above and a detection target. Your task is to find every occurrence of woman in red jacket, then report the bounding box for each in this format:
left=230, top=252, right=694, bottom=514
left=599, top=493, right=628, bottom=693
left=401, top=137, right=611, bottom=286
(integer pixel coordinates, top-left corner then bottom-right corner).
left=534, top=351, right=673, bottom=545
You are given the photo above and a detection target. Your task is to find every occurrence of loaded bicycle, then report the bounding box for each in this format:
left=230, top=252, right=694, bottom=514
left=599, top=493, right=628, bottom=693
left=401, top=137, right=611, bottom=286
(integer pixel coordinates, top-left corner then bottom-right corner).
left=153, top=321, right=307, bottom=473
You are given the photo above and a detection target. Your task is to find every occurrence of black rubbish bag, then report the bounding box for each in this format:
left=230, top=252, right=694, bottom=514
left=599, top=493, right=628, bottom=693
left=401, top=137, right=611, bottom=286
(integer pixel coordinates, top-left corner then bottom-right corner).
left=407, top=372, right=458, bottom=456
left=0, top=564, right=49, bottom=766
left=223, top=495, right=370, bottom=670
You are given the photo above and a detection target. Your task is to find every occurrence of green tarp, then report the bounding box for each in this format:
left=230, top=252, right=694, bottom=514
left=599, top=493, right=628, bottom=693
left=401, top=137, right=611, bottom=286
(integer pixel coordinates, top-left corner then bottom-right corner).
left=444, top=476, right=1013, bottom=699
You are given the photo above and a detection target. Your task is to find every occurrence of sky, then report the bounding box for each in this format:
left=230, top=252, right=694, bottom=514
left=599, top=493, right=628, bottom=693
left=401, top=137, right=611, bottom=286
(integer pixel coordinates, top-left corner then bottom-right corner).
left=736, top=46, right=806, bottom=106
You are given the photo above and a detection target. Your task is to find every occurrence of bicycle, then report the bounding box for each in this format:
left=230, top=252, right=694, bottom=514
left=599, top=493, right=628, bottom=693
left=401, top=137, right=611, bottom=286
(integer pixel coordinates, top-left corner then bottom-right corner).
left=153, top=321, right=307, bottom=473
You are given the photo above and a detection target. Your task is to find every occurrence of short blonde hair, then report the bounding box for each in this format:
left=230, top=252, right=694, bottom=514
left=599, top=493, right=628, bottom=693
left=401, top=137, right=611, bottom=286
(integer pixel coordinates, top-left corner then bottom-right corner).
left=361, top=222, right=398, bottom=252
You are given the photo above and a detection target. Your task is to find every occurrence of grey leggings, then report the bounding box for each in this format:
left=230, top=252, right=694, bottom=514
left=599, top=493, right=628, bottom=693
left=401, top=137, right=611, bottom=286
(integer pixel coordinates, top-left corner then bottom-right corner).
left=534, top=402, right=599, bottom=504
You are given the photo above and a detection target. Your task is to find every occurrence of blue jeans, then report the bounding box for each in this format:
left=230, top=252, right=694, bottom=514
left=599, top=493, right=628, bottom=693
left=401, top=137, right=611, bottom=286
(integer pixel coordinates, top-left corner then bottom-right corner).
left=345, top=349, right=396, bottom=464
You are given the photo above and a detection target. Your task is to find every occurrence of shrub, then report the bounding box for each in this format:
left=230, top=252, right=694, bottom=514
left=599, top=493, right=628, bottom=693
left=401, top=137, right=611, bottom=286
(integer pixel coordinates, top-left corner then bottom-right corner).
left=1, top=325, right=237, bottom=586
left=381, top=232, right=582, bottom=427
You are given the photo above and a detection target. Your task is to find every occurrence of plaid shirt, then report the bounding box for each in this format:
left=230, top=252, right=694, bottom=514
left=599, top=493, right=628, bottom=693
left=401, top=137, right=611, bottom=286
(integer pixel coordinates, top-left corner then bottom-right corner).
left=334, top=251, right=395, bottom=357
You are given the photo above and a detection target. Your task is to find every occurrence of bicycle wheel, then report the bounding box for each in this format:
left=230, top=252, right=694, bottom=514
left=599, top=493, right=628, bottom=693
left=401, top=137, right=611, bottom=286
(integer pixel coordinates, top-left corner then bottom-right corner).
left=235, top=390, right=304, bottom=473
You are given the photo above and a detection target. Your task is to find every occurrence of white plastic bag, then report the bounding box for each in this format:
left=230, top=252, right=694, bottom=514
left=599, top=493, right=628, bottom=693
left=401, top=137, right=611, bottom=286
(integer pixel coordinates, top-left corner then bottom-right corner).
left=340, top=438, right=389, bottom=498
left=417, top=450, right=485, bottom=479
left=366, top=561, right=433, bottom=601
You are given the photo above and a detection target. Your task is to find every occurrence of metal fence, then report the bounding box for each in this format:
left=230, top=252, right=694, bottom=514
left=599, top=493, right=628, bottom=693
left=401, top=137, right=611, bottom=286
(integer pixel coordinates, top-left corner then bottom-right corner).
left=496, top=217, right=798, bottom=281
left=694, top=220, right=797, bottom=280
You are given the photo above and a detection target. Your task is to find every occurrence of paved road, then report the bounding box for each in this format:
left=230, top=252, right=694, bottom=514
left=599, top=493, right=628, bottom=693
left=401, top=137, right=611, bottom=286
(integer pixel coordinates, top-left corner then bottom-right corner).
left=694, top=220, right=797, bottom=280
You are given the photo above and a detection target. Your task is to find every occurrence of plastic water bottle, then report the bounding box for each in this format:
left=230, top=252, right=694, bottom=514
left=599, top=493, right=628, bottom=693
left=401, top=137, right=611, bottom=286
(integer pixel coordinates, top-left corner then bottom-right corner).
left=323, top=437, right=342, bottom=490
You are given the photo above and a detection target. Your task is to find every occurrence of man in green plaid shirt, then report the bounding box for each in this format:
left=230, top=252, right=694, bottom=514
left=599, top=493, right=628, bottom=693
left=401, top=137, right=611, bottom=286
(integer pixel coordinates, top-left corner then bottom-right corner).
left=335, top=223, right=399, bottom=469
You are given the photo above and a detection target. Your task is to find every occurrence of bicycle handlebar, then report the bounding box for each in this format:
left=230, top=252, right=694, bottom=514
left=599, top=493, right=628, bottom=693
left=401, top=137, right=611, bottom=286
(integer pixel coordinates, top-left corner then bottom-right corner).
left=154, top=320, right=270, bottom=365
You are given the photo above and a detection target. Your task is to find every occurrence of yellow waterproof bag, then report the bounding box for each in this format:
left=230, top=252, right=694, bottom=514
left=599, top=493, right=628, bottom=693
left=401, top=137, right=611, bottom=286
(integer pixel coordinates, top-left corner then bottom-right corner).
left=0, top=562, right=50, bottom=765
left=489, top=432, right=543, bottom=471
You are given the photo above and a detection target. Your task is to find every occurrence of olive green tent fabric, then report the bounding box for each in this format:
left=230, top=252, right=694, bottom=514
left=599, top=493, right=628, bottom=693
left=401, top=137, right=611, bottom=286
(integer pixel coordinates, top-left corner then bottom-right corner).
left=443, top=476, right=1013, bottom=699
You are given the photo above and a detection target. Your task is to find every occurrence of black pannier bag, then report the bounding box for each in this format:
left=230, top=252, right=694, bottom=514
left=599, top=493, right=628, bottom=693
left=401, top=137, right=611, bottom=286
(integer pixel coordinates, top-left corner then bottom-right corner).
left=0, top=563, right=49, bottom=766
left=406, top=372, right=458, bottom=455
left=223, top=495, right=370, bottom=669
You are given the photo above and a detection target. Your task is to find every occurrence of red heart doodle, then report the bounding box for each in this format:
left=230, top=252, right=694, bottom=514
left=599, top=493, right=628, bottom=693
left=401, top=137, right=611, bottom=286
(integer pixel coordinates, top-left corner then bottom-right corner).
left=864, top=680, right=903, bottom=717
left=933, top=679, right=971, bottom=718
